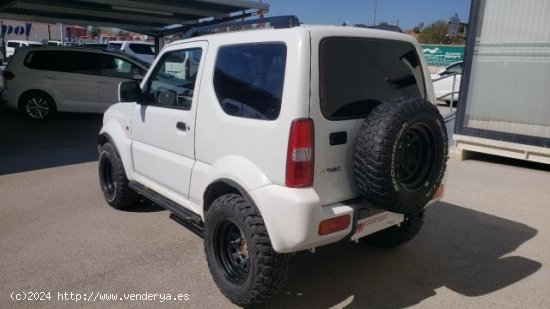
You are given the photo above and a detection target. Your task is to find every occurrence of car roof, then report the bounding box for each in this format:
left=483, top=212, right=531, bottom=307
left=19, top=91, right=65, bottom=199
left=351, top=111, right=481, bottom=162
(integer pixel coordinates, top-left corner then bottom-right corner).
left=17, top=46, right=148, bottom=69
left=165, top=25, right=418, bottom=48
left=109, top=41, right=153, bottom=45
left=8, top=39, right=42, bottom=44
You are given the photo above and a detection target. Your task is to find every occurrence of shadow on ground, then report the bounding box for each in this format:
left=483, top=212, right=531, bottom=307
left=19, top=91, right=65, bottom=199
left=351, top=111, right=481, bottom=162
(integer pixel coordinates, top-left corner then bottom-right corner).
left=467, top=152, right=550, bottom=172
left=266, top=202, right=541, bottom=309
left=0, top=106, right=102, bottom=175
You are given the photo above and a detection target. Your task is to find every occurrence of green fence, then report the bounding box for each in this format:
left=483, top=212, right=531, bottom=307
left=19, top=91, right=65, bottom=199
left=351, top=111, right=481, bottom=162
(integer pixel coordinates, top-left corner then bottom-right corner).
left=421, top=44, right=464, bottom=67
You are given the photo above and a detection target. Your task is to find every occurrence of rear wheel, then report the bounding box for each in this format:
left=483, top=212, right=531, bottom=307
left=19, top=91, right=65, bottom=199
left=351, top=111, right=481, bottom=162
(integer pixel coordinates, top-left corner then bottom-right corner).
left=19, top=91, right=56, bottom=121
left=204, top=194, right=290, bottom=307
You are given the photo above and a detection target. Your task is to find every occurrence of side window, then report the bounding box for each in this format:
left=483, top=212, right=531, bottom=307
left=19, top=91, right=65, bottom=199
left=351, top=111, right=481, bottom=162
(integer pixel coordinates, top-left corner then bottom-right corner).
left=100, top=55, right=143, bottom=79
left=61, top=51, right=102, bottom=75
left=213, top=43, right=287, bottom=120
left=24, top=51, right=61, bottom=71
left=7, top=42, right=18, bottom=48
left=145, top=48, right=202, bottom=110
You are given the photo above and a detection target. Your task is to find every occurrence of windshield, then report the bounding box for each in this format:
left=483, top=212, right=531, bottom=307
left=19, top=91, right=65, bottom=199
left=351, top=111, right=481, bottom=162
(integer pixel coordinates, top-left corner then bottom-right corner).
left=320, top=37, right=426, bottom=120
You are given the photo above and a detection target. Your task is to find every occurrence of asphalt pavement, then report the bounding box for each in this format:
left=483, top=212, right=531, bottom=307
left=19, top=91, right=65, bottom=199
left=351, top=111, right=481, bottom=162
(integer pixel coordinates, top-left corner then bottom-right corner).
left=1, top=107, right=549, bottom=308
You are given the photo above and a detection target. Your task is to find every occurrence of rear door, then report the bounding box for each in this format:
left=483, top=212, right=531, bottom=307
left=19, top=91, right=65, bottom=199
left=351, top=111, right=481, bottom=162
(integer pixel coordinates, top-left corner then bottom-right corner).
left=97, top=54, right=147, bottom=112
left=131, top=41, right=206, bottom=202
left=310, top=36, right=428, bottom=205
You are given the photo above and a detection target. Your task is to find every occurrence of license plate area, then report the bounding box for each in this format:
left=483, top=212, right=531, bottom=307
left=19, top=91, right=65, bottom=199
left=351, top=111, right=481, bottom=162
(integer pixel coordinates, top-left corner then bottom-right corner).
left=350, top=210, right=404, bottom=241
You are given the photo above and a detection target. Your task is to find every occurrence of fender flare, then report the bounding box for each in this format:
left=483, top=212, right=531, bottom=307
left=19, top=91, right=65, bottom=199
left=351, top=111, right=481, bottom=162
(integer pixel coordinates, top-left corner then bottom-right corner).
left=98, top=121, right=134, bottom=180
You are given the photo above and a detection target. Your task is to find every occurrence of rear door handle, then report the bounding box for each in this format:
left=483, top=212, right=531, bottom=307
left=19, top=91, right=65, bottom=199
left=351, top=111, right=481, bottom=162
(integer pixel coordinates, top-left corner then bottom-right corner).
left=176, top=122, right=189, bottom=131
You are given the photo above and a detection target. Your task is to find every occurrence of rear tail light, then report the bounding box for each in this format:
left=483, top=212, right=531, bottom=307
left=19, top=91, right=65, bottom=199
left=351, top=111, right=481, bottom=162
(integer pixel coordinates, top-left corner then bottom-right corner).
left=3, top=71, right=15, bottom=80
left=286, top=118, right=314, bottom=188
left=318, top=215, right=351, bottom=235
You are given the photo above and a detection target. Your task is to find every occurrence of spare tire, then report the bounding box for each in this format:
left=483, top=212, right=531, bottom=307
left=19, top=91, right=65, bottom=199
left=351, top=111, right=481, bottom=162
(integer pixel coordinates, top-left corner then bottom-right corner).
left=354, top=97, right=447, bottom=214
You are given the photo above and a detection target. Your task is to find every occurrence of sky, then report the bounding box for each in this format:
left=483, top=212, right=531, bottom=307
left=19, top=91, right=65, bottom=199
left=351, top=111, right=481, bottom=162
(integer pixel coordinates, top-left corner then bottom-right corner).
left=266, top=0, right=471, bottom=30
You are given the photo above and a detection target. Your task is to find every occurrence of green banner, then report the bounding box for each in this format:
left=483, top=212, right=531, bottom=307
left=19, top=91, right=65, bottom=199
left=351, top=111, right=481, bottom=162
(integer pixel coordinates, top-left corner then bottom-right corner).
left=421, top=44, right=465, bottom=67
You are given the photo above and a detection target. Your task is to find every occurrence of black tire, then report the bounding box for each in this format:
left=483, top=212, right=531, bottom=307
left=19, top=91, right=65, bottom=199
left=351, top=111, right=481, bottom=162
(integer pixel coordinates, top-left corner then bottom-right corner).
left=19, top=91, right=57, bottom=121
left=98, top=142, right=138, bottom=209
left=362, top=211, right=424, bottom=248
left=204, top=194, right=290, bottom=307
left=354, top=97, right=447, bottom=214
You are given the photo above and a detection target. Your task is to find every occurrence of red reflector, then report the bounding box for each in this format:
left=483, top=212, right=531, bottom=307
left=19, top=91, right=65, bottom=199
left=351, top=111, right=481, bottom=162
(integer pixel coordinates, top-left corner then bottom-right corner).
left=286, top=118, right=314, bottom=188
left=318, top=215, right=351, bottom=236
left=3, top=70, right=15, bottom=80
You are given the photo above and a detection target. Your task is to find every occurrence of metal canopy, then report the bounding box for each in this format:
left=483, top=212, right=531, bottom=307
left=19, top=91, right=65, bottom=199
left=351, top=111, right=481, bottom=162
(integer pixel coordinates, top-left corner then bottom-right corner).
left=0, top=0, right=270, bottom=36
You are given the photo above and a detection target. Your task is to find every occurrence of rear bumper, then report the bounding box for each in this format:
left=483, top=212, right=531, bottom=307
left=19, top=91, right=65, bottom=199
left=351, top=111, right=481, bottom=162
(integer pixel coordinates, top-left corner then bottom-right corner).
left=249, top=185, right=356, bottom=253
left=249, top=184, right=444, bottom=254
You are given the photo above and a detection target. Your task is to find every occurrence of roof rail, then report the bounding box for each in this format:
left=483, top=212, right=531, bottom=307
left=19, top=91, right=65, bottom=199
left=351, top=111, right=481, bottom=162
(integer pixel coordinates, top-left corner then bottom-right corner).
left=182, top=15, right=301, bottom=39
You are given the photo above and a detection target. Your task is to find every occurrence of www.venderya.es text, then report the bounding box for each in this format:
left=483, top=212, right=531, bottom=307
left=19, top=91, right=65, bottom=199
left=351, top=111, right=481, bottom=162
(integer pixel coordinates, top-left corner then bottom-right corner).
left=11, top=291, right=190, bottom=303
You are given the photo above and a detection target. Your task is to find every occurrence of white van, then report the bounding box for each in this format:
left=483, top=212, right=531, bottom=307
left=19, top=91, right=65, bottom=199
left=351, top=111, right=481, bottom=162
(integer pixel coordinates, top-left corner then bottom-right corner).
left=6, top=40, right=42, bottom=58
left=1, top=47, right=148, bottom=120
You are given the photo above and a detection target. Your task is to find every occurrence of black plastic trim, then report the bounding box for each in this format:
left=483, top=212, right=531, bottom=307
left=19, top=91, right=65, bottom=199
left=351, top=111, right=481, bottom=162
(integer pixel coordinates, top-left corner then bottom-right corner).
left=129, top=181, right=202, bottom=224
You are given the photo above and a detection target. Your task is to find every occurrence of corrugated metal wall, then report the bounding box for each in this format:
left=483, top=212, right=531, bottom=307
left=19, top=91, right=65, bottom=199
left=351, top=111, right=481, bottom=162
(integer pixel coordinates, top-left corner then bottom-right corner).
left=463, top=0, right=550, bottom=139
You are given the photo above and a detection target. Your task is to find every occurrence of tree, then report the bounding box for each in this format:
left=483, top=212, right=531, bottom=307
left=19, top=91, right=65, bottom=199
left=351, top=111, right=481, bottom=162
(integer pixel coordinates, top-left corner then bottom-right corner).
left=89, top=26, right=101, bottom=37
left=412, top=22, right=424, bottom=34
left=417, top=20, right=449, bottom=44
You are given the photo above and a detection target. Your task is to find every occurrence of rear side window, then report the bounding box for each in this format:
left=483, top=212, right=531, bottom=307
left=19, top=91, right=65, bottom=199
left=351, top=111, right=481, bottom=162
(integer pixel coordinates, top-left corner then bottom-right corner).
left=7, top=42, right=18, bottom=48
left=25, top=50, right=104, bottom=76
left=24, top=51, right=62, bottom=71
left=129, top=43, right=155, bottom=55
left=320, top=38, right=426, bottom=120
left=214, top=43, right=287, bottom=120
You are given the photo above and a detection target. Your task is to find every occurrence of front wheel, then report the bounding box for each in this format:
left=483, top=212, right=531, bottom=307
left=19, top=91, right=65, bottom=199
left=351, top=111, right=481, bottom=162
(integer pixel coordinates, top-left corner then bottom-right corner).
left=204, top=194, right=290, bottom=307
left=98, top=142, right=138, bottom=209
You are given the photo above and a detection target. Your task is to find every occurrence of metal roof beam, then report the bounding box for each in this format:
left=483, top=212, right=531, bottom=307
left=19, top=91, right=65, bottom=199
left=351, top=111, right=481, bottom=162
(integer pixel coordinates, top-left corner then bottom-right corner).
left=199, top=0, right=269, bottom=12
left=0, top=0, right=17, bottom=10
left=11, top=1, right=195, bottom=25
left=79, top=0, right=230, bottom=18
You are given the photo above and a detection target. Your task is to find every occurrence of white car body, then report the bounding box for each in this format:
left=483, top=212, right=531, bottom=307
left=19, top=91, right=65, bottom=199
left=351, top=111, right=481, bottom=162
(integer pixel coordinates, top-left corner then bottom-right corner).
left=431, top=61, right=463, bottom=102
left=1, top=47, right=147, bottom=115
left=100, top=26, right=440, bottom=253
left=107, top=41, right=155, bottom=64
left=6, top=40, right=42, bottom=57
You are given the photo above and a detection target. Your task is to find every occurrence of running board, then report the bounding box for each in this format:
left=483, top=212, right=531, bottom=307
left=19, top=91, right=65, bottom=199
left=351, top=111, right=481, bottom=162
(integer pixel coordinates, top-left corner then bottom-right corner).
left=128, top=181, right=203, bottom=227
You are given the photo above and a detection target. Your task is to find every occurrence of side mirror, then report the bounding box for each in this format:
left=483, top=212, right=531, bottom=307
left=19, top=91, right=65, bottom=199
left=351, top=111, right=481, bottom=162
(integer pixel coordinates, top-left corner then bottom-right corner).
left=118, top=81, right=144, bottom=104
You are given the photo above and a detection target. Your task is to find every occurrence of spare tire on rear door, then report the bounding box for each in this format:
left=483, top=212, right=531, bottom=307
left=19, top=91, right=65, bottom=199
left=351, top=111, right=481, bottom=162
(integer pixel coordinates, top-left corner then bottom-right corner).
left=354, top=97, right=447, bottom=214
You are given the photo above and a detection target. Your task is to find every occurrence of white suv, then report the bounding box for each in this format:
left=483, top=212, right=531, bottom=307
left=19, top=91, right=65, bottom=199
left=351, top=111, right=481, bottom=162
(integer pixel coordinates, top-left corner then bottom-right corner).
left=98, top=25, right=447, bottom=306
left=107, top=41, right=155, bottom=64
